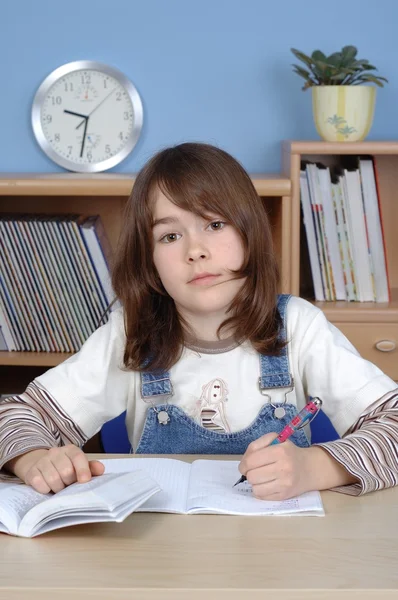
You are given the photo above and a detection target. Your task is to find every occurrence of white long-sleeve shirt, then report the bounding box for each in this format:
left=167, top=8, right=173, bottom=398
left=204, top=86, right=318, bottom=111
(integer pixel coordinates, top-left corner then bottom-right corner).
left=1, top=296, right=398, bottom=495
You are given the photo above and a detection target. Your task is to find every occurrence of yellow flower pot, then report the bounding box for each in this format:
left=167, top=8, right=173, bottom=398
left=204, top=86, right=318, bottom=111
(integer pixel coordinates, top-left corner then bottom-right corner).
left=312, top=85, right=376, bottom=142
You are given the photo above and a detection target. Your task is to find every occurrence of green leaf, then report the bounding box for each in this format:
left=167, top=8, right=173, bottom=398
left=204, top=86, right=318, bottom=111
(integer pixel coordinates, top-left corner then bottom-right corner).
left=290, top=48, right=313, bottom=68
left=292, top=64, right=311, bottom=78
left=302, top=80, right=314, bottom=90
left=341, top=46, right=358, bottom=60
left=353, top=60, right=372, bottom=70
left=313, top=60, right=340, bottom=83
left=329, top=73, right=348, bottom=83
left=363, top=64, right=377, bottom=70
left=292, top=65, right=318, bottom=88
left=326, top=52, right=342, bottom=67
left=337, top=67, right=357, bottom=74
left=354, top=74, right=388, bottom=87
left=311, top=50, right=327, bottom=62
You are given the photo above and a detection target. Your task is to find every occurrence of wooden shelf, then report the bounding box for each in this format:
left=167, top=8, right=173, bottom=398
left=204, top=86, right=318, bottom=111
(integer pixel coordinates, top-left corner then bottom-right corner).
left=312, top=288, right=398, bottom=323
left=0, top=352, right=73, bottom=367
left=283, top=140, right=398, bottom=156
left=0, top=173, right=290, bottom=197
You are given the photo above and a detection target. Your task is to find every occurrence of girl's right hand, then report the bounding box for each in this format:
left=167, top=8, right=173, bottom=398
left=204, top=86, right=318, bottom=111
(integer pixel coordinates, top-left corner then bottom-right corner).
left=5, top=445, right=105, bottom=494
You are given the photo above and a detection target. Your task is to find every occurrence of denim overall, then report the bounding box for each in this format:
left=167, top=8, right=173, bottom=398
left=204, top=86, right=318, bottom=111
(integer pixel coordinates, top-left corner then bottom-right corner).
left=135, top=294, right=309, bottom=454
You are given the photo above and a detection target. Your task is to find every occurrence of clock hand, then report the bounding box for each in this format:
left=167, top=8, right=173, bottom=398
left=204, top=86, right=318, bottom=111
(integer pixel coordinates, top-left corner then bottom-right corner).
left=80, top=116, right=89, bottom=158
left=64, top=109, right=88, bottom=119
left=75, top=88, right=117, bottom=129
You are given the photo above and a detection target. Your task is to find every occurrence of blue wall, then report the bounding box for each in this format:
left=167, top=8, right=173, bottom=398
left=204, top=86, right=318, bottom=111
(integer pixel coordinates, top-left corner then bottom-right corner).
left=2, top=0, right=397, bottom=174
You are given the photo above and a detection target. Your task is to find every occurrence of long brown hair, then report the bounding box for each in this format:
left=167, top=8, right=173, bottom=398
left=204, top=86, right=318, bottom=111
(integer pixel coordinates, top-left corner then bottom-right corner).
left=111, top=142, right=284, bottom=371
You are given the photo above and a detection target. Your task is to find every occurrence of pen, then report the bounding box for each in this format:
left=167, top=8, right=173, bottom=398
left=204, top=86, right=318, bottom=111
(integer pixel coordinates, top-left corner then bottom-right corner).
left=233, top=397, right=323, bottom=486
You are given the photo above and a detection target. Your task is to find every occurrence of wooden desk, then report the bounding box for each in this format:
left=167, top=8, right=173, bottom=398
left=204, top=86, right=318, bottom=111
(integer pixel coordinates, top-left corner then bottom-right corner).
left=1, top=454, right=398, bottom=600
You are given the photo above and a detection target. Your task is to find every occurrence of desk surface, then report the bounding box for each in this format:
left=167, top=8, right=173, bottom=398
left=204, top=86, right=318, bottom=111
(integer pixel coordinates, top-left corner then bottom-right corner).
left=1, top=454, right=398, bottom=600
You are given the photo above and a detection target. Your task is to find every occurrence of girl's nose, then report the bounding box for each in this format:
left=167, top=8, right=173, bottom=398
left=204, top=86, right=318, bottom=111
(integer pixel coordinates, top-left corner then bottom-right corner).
left=188, top=253, right=206, bottom=262
left=186, top=240, right=209, bottom=262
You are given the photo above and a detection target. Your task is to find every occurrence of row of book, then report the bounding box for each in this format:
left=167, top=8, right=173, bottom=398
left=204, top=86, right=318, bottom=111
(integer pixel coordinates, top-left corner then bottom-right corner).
left=0, top=214, right=118, bottom=352
left=300, top=157, right=390, bottom=302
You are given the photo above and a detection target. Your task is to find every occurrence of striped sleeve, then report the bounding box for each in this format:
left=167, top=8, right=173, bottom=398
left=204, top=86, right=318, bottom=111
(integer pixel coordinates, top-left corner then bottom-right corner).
left=317, top=389, right=398, bottom=495
left=0, top=381, right=87, bottom=483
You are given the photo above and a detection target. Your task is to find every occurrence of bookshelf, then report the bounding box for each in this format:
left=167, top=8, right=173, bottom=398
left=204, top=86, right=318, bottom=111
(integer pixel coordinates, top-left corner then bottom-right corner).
left=0, top=173, right=291, bottom=393
left=282, top=141, right=398, bottom=380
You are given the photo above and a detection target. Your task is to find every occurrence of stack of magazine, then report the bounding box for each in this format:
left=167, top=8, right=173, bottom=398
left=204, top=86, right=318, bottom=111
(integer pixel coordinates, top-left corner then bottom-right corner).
left=0, top=214, right=118, bottom=352
left=300, top=156, right=390, bottom=302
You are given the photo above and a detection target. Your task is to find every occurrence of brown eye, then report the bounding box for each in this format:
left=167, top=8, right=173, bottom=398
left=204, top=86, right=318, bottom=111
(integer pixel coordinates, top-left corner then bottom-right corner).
left=209, top=221, right=225, bottom=231
left=160, top=232, right=181, bottom=243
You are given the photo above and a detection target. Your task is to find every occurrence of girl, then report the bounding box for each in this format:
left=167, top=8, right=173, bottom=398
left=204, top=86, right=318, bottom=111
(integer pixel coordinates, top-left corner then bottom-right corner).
left=1, top=142, right=398, bottom=501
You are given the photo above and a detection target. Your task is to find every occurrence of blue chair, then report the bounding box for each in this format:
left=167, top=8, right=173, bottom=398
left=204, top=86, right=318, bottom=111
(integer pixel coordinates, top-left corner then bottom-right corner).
left=100, top=408, right=340, bottom=453
left=310, top=409, right=340, bottom=443
left=100, top=411, right=130, bottom=453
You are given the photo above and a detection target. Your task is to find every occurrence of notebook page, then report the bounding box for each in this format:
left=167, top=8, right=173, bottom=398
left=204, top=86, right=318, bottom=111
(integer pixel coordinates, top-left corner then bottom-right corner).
left=18, top=470, right=160, bottom=537
left=24, top=481, right=159, bottom=538
left=101, top=458, right=191, bottom=513
left=187, top=460, right=324, bottom=516
left=0, top=482, right=51, bottom=535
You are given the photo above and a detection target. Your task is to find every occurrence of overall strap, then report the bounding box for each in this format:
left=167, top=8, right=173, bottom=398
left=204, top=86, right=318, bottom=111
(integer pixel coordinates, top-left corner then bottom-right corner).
left=141, top=368, right=173, bottom=399
left=259, top=294, right=293, bottom=390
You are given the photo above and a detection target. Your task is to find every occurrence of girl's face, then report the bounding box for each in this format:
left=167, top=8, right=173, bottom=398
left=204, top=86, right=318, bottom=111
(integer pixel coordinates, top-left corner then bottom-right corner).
left=152, top=189, right=245, bottom=327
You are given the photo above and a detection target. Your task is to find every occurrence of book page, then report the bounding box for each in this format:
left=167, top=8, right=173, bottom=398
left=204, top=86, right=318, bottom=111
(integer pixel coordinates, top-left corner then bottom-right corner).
left=0, top=482, right=51, bottom=535
left=187, top=460, right=324, bottom=516
left=101, top=458, right=191, bottom=513
left=18, top=470, right=160, bottom=538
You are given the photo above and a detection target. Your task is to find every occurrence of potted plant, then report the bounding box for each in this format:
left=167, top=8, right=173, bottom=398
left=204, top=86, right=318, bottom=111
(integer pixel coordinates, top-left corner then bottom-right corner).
left=291, top=45, right=388, bottom=141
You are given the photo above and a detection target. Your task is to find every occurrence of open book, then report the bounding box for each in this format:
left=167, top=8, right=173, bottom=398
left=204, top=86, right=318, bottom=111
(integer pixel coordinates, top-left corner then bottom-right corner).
left=0, top=458, right=324, bottom=538
left=0, top=469, right=160, bottom=538
left=102, top=457, right=324, bottom=517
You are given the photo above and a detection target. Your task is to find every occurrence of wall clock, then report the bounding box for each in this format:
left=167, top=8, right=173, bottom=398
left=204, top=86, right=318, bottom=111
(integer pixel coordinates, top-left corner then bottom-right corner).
left=31, top=60, right=143, bottom=172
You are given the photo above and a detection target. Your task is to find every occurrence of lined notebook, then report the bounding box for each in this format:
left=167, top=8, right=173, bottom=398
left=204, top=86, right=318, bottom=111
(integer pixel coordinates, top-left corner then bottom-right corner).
left=102, top=457, right=325, bottom=516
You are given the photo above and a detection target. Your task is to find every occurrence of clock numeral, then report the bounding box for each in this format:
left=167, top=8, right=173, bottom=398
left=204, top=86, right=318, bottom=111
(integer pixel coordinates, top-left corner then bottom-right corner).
left=123, top=112, right=131, bottom=120
left=119, top=132, right=124, bottom=140
left=45, top=115, right=52, bottom=123
left=64, top=82, right=74, bottom=92
left=116, top=92, right=122, bottom=101
left=87, top=151, right=93, bottom=162
left=51, top=96, right=62, bottom=106
left=105, top=145, right=111, bottom=154
left=81, top=74, right=91, bottom=84
left=103, top=79, right=108, bottom=89
left=54, top=133, right=61, bottom=142
left=67, top=146, right=73, bottom=156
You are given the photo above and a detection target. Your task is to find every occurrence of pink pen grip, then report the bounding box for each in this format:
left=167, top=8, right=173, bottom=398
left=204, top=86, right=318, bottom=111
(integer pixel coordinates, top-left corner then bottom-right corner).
left=276, top=425, right=294, bottom=443
left=275, top=399, right=319, bottom=443
left=306, top=400, right=318, bottom=414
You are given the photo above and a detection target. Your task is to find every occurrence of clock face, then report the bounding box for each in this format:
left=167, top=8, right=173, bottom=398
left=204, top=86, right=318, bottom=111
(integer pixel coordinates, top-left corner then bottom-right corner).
left=32, top=61, right=143, bottom=172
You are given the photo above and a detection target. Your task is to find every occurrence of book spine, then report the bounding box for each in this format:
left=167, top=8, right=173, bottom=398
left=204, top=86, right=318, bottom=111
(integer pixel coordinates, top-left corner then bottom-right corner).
left=317, top=166, right=346, bottom=300
left=306, top=166, right=331, bottom=300
left=343, top=169, right=374, bottom=302
left=372, top=157, right=391, bottom=301
left=0, top=220, right=38, bottom=351
left=334, top=180, right=356, bottom=301
left=28, top=218, right=77, bottom=352
left=17, top=218, right=69, bottom=353
left=79, top=216, right=118, bottom=311
left=299, top=172, right=325, bottom=301
left=359, top=159, right=390, bottom=303
left=6, top=219, right=53, bottom=352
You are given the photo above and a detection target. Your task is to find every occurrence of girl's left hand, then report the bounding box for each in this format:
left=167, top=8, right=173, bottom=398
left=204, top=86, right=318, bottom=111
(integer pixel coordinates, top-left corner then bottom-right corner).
left=238, top=432, right=315, bottom=501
